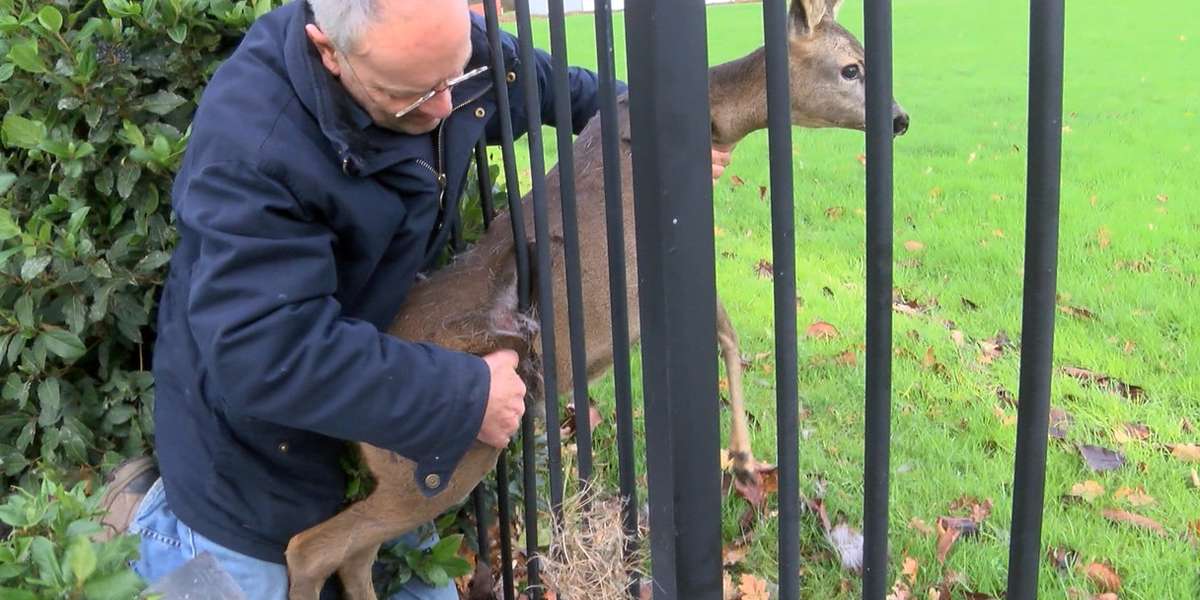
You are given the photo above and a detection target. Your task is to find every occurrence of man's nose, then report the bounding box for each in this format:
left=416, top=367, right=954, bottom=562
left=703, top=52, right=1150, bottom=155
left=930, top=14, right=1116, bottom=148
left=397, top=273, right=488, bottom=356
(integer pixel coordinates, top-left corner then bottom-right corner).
left=419, top=89, right=454, bottom=120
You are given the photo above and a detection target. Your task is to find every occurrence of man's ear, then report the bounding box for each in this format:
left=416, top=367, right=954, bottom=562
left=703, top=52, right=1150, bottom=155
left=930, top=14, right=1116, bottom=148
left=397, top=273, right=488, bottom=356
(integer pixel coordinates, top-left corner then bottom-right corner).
left=305, top=23, right=342, bottom=77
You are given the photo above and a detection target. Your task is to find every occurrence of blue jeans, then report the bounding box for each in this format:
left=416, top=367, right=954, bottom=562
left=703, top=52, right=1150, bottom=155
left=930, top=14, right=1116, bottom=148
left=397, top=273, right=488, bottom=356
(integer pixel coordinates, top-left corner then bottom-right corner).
left=130, top=478, right=456, bottom=600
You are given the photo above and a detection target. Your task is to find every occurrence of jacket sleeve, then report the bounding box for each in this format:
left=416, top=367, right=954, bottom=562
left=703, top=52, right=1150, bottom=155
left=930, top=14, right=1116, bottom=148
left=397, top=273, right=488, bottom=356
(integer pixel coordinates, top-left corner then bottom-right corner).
left=180, top=160, right=489, bottom=494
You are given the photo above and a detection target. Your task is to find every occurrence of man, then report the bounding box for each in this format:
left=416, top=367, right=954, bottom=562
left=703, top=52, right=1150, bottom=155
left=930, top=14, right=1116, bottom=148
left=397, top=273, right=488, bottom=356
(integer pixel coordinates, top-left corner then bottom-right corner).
left=100, top=0, right=732, bottom=598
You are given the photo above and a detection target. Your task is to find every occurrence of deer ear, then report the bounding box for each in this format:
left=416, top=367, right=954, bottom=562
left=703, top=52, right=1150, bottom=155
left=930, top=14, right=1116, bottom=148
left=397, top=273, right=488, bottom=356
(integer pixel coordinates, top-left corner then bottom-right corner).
left=789, top=0, right=827, bottom=38
left=827, top=0, right=844, bottom=19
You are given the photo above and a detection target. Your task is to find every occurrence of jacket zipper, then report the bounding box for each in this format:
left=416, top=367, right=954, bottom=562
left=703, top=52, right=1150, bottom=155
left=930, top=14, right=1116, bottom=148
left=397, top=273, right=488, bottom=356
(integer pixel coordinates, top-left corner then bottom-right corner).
left=418, top=82, right=494, bottom=208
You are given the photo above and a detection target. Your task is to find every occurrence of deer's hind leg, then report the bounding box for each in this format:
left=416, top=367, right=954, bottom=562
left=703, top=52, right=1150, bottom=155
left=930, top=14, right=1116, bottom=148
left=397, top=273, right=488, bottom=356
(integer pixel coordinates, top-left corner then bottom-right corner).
left=337, top=542, right=382, bottom=600
left=716, top=300, right=764, bottom=484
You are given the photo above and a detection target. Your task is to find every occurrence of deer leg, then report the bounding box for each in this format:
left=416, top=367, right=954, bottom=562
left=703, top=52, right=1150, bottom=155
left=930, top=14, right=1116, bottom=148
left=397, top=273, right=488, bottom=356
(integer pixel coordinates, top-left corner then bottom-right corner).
left=337, top=543, right=382, bottom=600
left=716, top=300, right=759, bottom=483
left=286, top=496, right=398, bottom=600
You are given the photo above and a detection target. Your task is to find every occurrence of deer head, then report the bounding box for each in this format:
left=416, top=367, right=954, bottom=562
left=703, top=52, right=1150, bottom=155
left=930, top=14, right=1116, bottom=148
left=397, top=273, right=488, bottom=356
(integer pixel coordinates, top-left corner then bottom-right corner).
left=710, top=0, right=910, bottom=145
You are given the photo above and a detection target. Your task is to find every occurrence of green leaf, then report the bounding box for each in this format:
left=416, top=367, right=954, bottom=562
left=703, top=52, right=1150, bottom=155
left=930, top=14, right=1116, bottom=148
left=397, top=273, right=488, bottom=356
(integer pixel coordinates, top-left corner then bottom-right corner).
left=20, top=255, right=51, bottom=281
left=167, top=22, right=188, bottom=44
left=37, top=5, right=62, bottom=32
left=134, top=251, right=171, bottom=273
left=0, top=208, right=19, bottom=240
left=65, top=536, right=97, bottom=584
left=41, top=329, right=87, bottom=361
left=68, top=206, right=91, bottom=236
left=64, top=296, right=86, bottom=334
left=66, top=519, right=104, bottom=538
left=254, top=0, right=272, bottom=18
left=120, top=120, right=145, bottom=147
left=6, top=39, right=47, bottom=74
left=83, top=569, right=144, bottom=600
left=37, top=377, right=62, bottom=426
left=30, top=536, right=61, bottom=586
left=15, top=420, right=34, bottom=451
left=94, top=168, right=115, bottom=197
left=116, top=164, right=141, bottom=199
left=0, top=587, right=36, bottom=600
left=138, top=90, right=187, bottom=116
left=2, top=114, right=47, bottom=149
left=0, top=63, right=13, bottom=83
left=0, top=172, right=15, bottom=195
left=104, top=404, right=135, bottom=425
left=2, top=375, right=26, bottom=403
left=15, top=294, right=34, bottom=329
left=57, top=96, right=84, bottom=111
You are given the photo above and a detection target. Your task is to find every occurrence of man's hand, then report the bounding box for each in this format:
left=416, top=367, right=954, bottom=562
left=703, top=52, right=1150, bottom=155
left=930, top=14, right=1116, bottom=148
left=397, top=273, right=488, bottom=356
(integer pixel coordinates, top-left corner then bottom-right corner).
left=712, top=142, right=735, bottom=181
left=477, top=349, right=527, bottom=448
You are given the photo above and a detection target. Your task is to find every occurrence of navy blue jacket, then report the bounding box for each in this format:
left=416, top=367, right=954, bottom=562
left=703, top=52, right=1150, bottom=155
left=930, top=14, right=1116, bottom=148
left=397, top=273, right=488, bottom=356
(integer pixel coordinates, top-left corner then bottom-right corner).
left=152, top=0, right=604, bottom=563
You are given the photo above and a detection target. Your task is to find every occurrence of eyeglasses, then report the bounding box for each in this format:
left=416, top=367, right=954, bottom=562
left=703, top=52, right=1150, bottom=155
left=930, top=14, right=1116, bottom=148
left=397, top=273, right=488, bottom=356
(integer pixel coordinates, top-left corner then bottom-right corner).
left=392, top=65, right=490, bottom=119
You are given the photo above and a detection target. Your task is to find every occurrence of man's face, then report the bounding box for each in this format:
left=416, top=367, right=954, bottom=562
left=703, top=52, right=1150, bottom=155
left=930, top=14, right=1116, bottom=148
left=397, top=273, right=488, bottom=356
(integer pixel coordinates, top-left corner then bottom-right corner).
left=307, top=1, right=474, bottom=135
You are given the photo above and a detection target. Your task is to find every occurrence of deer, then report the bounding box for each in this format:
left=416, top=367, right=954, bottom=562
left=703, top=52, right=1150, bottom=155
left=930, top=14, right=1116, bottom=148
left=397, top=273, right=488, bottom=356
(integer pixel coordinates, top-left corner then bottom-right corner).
left=285, top=0, right=909, bottom=598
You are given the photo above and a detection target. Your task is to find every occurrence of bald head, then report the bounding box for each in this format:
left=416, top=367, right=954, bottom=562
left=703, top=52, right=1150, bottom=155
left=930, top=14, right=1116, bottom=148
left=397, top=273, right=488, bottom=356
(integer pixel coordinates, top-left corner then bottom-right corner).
left=306, top=0, right=474, bottom=134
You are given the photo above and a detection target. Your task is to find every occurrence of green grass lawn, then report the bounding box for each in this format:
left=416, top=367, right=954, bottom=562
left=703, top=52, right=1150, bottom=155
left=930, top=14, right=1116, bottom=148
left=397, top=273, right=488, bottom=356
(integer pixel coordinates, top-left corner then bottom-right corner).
left=498, top=1, right=1199, bottom=598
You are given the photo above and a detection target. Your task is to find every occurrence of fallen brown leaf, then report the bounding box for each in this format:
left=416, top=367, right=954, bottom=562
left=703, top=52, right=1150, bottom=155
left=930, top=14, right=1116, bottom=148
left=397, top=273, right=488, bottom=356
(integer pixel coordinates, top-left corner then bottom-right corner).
left=1113, top=486, right=1156, bottom=507
left=1058, top=305, right=1098, bottom=320
left=909, top=517, right=934, bottom=536
left=1061, top=366, right=1146, bottom=401
left=904, top=240, right=926, bottom=253
left=1101, top=508, right=1167, bottom=536
left=1047, top=546, right=1079, bottom=572
left=855, top=153, right=867, bottom=167
left=758, top=185, right=767, bottom=202
left=754, top=259, right=773, bottom=279
left=1114, top=422, right=1151, bottom=444
left=805, top=321, right=840, bottom=339
left=722, top=542, right=748, bottom=567
left=722, top=572, right=737, bottom=600
left=1049, top=407, right=1073, bottom=440
left=1097, top=226, right=1111, bottom=249
left=1068, top=480, right=1105, bottom=502
left=1169, top=443, right=1200, bottom=462
left=902, top=555, right=919, bottom=585
left=935, top=517, right=978, bottom=563
left=738, top=574, right=770, bottom=600
left=1192, top=468, right=1199, bottom=489
left=1082, top=561, right=1121, bottom=592
left=729, top=175, right=745, bottom=187
left=836, top=348, right=858, bottom=366
left=1183, top=418, right=1195, bottom=434
left=826, top=206, right=846, bottom=220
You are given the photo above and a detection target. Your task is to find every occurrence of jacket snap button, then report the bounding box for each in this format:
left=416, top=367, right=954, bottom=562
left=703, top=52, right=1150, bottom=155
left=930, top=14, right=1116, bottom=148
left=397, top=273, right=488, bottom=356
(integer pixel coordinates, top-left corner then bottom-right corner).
left=506, top=71, right=516, bottom=83
left=277, top=442, right=289, bottom=453
left=424, top=474, right=441, bottom=489
left=474, top=107, right=486, bottom=118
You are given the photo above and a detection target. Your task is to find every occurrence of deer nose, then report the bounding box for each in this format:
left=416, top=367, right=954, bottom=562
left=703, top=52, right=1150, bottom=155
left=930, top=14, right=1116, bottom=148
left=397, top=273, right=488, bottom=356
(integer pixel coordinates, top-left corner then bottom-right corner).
left=892, top=112, right=910, bottom=136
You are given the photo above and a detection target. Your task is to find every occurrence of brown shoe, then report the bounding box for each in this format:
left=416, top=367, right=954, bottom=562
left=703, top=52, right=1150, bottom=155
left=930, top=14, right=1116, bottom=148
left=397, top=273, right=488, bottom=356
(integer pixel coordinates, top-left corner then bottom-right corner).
left=95, top=456, right=159, bottom=542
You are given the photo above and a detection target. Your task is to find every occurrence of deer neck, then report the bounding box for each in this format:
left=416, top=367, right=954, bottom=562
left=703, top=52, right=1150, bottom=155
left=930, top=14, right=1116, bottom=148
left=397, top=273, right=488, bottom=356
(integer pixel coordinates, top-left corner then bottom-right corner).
left=709, top=46, right=769, bottom=146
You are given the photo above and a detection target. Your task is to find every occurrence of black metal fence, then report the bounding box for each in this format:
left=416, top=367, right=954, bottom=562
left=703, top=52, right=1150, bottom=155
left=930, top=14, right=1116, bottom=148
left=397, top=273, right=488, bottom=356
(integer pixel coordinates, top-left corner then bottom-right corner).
left=464, top=0, right=1065, bottom=599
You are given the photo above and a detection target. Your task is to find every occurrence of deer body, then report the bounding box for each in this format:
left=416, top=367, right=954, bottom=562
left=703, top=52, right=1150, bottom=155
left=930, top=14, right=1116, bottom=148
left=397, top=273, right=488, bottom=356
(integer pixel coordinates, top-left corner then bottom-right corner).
left=286, top=1, right=907, bottom=597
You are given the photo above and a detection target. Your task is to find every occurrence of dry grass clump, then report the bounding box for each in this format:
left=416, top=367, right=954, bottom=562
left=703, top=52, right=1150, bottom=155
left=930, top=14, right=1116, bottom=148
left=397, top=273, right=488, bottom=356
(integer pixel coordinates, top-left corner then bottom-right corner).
left=537, top=483, right=649, bottom=599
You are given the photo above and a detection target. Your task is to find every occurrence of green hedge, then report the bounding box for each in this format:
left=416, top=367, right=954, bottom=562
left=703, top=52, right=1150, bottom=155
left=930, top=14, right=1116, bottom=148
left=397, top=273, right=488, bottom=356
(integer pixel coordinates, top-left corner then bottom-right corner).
left=0, top=0, right=288, bottom=490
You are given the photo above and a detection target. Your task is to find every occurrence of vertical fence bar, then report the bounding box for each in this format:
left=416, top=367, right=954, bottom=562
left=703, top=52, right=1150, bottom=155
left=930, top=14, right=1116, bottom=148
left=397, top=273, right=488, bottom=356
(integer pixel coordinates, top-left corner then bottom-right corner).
left=481, top=2, right=531, bottom=597
left=546, top=0, right=593, bottom=494
left=760, top=0, right=799, bottom=597
left=512, top=0, right=565, bottom=596
left=474, top=139, right=496, bottom=230
left=862, top=0, right=895, bottom=597
left=624, top=1, right=721, bottom=598
left=496, top=451, right=517, bottom=600
left=1006, top=1, right=1066, bottom=597
left=592, top=0, right=641, bottom=590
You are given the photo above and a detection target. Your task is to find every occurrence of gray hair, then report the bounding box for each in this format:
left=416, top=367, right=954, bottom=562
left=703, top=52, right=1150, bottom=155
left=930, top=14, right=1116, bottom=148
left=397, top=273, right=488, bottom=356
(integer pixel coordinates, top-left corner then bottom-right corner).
left=308, top=0, right=379, bottom=52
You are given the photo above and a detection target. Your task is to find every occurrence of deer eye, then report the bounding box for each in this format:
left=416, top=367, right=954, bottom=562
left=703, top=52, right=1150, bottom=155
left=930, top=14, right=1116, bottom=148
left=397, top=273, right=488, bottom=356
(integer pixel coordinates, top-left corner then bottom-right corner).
left=840, top=65, right=861, bottom=80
